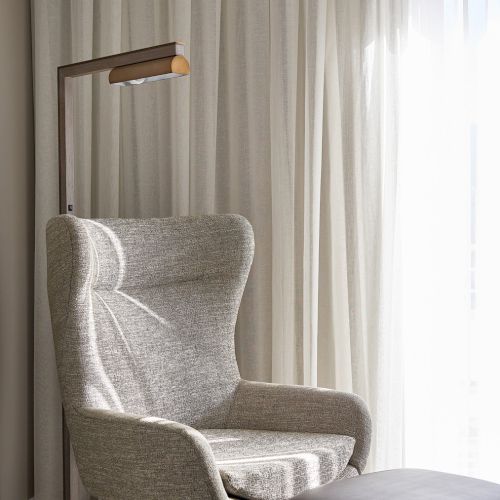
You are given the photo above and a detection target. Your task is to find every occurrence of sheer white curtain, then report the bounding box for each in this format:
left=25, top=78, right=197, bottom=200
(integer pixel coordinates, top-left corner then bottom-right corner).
left=399, top=0, right=500, bottom=484
left=32, top=1, right=405, bottom=498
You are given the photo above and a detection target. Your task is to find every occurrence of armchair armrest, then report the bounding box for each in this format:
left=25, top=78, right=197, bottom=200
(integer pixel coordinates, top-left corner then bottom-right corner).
left=70, top=407, right=228, bottom=500
left=226, top=380, right=371, bottom=473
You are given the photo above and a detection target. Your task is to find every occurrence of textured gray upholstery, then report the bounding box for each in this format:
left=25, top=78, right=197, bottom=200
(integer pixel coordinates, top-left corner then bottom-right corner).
left=227, top=381, right=371, bottom=473
left=46, top=214, right=371, bottom=500
left=200, top=429, right=355, bottom=499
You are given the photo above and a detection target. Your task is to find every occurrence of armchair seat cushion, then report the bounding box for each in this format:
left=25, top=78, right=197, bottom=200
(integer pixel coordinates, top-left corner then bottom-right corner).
left=200, top=428, right=356, bottom=500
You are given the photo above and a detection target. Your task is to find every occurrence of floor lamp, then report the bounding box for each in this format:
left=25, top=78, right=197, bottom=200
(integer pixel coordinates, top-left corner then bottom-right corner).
left=57, top=41, right=190, bottom=500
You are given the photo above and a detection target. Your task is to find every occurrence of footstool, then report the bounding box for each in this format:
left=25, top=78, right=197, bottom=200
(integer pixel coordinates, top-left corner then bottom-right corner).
left=293, top=469, right=500, bottom=499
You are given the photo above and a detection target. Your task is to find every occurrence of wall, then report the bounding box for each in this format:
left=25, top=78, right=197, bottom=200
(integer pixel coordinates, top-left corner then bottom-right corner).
left=0, top=0, right=34, bottom=498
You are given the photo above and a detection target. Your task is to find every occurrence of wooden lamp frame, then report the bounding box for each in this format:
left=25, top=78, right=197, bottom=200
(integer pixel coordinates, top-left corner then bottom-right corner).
left=57, top=41, right=188, bottom=500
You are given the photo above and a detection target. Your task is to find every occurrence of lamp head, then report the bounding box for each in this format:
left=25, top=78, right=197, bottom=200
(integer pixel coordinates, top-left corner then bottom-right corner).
left=109, top=54, right=190, bottom=86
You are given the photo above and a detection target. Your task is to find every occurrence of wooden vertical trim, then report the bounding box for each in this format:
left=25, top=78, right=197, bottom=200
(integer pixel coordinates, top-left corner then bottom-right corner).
left=57, top=69, right=66, bottom=214
left=58, top=67, right=73, bottom=500
left=57, top=70, right=74, bottom=215
left=64, top=77, right=74, bottom=215
left=62, top=411, right=70, bottom=500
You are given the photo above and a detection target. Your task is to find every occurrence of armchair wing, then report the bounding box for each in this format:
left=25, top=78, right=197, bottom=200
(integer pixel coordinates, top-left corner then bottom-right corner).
left=71, top=408, right=228, bottom=500
left=227, top=380, right=372, bottom=473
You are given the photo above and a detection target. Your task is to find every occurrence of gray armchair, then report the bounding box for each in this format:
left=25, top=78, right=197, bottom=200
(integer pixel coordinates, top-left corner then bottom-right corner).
left=46, top=214, right=371, bottom=500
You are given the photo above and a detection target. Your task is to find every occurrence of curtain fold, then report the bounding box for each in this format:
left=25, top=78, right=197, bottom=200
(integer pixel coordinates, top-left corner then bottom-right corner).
left=32, top=1, right=406, bottom=498
left=320, top=0, right=406, bottom=470
left=269, top=0, right=300, bottom=385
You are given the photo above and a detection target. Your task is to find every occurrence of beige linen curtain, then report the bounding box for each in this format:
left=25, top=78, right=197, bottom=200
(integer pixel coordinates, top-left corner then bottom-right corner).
left=32, top=1, right=406, bottom=498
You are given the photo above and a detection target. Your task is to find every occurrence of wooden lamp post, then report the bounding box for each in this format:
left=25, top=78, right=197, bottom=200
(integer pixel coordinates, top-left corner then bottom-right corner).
left=57, top=41, right=190, bottom=500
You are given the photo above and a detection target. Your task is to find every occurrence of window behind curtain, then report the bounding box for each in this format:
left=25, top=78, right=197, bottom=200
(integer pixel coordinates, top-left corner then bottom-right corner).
left=399, top=0, right=500, bottom=483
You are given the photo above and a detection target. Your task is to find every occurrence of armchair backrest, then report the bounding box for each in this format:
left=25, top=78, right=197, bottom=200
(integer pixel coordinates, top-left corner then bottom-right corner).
left=46, top=214, right=254, bottom=428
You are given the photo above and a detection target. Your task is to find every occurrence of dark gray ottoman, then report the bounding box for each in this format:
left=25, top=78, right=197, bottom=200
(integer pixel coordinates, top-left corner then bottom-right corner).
left=293, top=469, right=500, bottom=499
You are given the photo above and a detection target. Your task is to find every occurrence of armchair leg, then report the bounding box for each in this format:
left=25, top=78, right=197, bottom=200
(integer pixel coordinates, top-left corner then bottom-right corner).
left=63, top=410, right=70, bottom=500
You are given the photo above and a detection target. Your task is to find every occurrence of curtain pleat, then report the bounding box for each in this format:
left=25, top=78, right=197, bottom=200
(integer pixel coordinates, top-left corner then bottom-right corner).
left=301, top=0, right=327, bottom=387
left=189, top=0, right=221, bottom=214
left=32, top=1, right=406, bottom=498
left=270, top=0, right=300, bottom=385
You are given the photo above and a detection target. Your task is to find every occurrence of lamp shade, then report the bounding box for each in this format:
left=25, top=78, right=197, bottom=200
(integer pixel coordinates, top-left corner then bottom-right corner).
left=109, top=55, right=190, bottom=86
